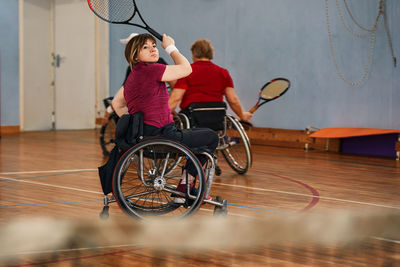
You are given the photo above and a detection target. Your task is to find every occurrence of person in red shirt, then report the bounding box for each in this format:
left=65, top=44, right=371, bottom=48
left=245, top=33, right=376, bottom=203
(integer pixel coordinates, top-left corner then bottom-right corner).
left=169, top=39, right=252, bottom=123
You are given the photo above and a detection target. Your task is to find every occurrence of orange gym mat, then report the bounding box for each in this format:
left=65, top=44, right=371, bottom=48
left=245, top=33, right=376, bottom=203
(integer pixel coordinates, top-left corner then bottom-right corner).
left=309, top=128, right=400, bottom=139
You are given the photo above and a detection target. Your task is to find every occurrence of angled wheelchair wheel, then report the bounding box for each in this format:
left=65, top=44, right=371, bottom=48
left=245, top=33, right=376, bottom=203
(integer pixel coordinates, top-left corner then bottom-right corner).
left=113, top=139, right=206, bottom=219
left=220, top=115, right=252, bottom=174
left=173, top=113, right=190, bottom=130
left=99, top=114, right=117, bottom=156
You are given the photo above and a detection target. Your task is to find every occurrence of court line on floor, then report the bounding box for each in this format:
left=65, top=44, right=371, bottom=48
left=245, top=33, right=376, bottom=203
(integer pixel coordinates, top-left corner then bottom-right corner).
left=0, top=199, right=263, bottom=218
left=0, top=185, right=278, bottom=216
left=255, top=169, right=319, bottom=212
left=0, top=174, right=284, bottom=215
left=213, top=182, right=400, bottom=210
left=255, top=150, right=400, bottom=169
left=0, top=169, right=97, bottom=175
left=2, top=169, right=398, bottom=211
left=0, top=168, right=317, bottom=213
left=227, top=203, right=287, bottom=214
left=3, top=171, right=97, bottom=181
left=0, top=176, right=101, bottom=195
left=0, top=200, right=101, bottom=208
left=0, top=200, right=278, bottom=218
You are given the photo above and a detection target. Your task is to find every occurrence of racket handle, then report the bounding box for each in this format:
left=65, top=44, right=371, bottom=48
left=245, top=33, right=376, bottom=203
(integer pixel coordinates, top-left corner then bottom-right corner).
left=147, top=27, right=163, bottom=41
left=249, top=105, right=258, bottom=114
left=239, top=120, right=253, bottom=130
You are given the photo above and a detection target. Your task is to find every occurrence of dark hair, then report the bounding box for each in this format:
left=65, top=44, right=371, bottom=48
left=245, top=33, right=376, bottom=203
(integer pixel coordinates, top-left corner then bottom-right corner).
left=125, top=33, right=157, bottom=69
left=190, top=39, right=214, bottom=60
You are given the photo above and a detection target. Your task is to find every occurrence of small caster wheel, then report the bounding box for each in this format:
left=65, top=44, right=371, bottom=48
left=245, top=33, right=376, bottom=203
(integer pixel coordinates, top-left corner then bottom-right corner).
left=213, top=196, right=227, bottom=216
left=99, top=206, right=109, bottom=220
left=215, top=165, right=222, bottom=176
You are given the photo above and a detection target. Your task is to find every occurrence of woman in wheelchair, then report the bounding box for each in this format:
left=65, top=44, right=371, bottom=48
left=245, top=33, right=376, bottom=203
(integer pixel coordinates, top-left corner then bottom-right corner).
left=112, top=33, right=219, bottom=204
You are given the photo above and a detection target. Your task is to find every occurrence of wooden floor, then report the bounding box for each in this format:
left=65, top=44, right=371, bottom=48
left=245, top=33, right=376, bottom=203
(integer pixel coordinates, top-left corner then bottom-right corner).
left=0, top=130, right=399, bottom=266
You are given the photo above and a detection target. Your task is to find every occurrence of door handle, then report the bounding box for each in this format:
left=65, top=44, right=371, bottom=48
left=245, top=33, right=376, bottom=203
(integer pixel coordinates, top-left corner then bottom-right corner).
left=55, top=54, right=61, bottom=67
left=54, top=54, right=66, bottom=67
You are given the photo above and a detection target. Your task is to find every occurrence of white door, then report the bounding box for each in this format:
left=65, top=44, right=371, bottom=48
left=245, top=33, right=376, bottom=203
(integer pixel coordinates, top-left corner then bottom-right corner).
left=54, top=0, right=95, bottom=129
left=20, top=0, right=52, bottom=131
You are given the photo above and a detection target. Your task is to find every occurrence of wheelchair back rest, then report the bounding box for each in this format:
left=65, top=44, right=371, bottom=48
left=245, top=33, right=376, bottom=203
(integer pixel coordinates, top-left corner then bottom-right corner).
left=187, top=102, right=227, bottom=131
left=115, top=112, right=144, bottom=151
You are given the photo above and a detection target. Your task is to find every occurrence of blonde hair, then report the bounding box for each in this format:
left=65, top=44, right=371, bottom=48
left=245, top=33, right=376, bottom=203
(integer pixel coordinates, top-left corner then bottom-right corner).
left=190, top=39, right=214, bottom=60
left=125, top=33, right=157, bottom=69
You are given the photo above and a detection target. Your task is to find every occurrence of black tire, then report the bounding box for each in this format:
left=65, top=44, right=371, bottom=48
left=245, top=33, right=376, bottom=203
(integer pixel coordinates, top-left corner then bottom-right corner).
left=99, top=115, right=117, bottom=156
left=113, top=139, right=206, bottom=219
left=220, top=115, right=252, bottom=174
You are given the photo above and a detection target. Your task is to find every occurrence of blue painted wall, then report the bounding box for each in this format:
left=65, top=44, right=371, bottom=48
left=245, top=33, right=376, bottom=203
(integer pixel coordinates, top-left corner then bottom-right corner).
left=1, top=1, right=398, bottom=130
left=0, top=0, right=19, bottom=126
left=110, top=0, right=399, bottom=130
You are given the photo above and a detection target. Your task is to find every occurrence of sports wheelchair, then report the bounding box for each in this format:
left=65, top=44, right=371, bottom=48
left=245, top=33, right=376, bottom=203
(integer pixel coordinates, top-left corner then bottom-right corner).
left=99, top=114, right=228, bottom=220
left=174, top=102, right=252, bottom=175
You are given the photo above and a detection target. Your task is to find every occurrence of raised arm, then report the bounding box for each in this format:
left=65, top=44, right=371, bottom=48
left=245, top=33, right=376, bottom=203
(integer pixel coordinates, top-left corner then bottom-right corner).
left=161, top=34, right=192, bottom=82
left=225, top=87, right=253, bottom=122
left=112, top=86, right=129, bottom=117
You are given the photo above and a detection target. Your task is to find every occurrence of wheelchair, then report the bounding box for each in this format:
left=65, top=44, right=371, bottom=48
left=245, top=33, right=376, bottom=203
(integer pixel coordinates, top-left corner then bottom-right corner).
left=100, top=133, right=228, bottom=220
left=174, top=102, right=252, bottom=175
left=99, top=97, right=118, bottom=156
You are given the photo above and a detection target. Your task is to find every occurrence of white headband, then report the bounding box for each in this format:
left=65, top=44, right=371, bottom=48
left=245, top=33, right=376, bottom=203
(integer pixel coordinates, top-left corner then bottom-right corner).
left=120, top=33, right=139, bottom=45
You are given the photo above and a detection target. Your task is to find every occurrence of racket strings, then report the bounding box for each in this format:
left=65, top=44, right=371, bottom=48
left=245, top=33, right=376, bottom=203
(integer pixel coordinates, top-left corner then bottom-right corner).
left=261, top=80, right=289, bottom=99
left=89, top=0, right=135, bottom=22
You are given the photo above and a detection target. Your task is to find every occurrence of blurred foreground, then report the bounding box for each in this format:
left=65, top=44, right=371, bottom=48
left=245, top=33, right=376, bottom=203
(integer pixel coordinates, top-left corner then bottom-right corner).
left=1, top=210, right=399, bottom=266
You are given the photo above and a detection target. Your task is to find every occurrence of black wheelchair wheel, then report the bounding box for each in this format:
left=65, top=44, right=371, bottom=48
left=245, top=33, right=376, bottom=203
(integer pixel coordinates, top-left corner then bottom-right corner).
left=99, top=115, right=117, bottom=156
left=220, top=115, right=252, bottom=174
left=113, top=139, right=206, bottom=219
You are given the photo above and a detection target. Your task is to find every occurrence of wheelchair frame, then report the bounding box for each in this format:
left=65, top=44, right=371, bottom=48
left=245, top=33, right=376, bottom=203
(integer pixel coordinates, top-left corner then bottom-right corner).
left=99, top=98, right=118, bottom=156
left=174, top=104, right=252, bottom=175
left=100, top=138, right=228, bottom=220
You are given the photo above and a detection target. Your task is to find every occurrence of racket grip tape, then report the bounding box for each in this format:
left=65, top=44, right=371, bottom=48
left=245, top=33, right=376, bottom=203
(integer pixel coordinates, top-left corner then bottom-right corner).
left=147, top=28, right=162, bottom=41
left=249, top=105, right=258, bottom=114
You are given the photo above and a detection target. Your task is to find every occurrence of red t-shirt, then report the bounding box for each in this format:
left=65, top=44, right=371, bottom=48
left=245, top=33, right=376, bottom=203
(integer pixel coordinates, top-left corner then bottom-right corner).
left=174, top=61, right=234, bottom=109
left=124, top=62, right=173, bottom=128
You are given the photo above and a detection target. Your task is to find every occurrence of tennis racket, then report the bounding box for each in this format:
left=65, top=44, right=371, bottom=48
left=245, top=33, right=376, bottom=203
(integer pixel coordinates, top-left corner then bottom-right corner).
left=240, top=78, right=290, bottom=129
left=87, top=0, right=162, bottom=40
left=249, top=78, right=290, bottom=113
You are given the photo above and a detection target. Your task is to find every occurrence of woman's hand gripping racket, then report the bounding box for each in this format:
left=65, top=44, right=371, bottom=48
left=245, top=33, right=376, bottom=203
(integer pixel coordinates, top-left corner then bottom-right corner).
left=87, top=0, right=162, bottom=40
left=241, top=78, right=291, bottom=129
